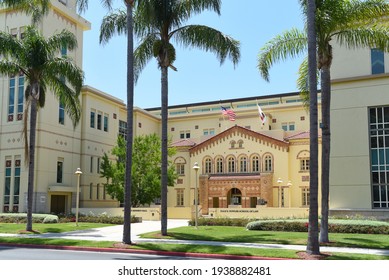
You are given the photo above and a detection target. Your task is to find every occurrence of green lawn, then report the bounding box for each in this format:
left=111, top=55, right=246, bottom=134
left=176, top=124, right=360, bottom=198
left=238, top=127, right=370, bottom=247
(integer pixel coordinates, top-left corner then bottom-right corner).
left=140, top=226, right=389, bottom=249
left=0, top=222, right=113, bottom=234
left=0, top=222, right=388, bottom=260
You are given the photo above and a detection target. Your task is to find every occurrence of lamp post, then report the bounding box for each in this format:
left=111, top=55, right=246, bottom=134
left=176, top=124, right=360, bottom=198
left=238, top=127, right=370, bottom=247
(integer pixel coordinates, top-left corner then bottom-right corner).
left=74, top=168, right=82, bottom=226
left=277, top=178, right=283, bottom=208
left=193, top=162, right=200, bottom=229
left=287, top=181, right=293, bottom=208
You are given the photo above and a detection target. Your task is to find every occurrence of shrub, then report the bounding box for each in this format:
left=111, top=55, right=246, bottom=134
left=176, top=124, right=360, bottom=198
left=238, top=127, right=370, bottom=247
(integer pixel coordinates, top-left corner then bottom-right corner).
left=246, top=220, right=389, bottom=234
left=58, top=214, right=141, bottom=224
left=42, top=216, right=59, bottom=224
left=246, top=221, right=308, bottom=232
left=0, top=213, right=58, bottom=223
left=188, top=217, right=256, bottom=227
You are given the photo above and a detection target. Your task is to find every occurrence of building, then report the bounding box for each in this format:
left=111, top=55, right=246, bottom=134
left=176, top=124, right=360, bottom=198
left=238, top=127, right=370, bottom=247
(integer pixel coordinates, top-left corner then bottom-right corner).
left=330, top=43, right=389, bottom=219
left=1, top=1, right=387, bottom=220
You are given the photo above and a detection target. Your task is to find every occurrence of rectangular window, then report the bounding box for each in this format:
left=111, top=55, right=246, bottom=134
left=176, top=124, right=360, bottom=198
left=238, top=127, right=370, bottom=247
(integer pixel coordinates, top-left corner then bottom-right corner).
left=61, top=45, right=67, bottom=57
left=180, top=130, right=191, bottom=139
left=370, top=106, right=389, bottom=208
left=8, top=77, right=15, bottom=120
left=17, top=75, right=24, bottom=115
left=90, top=157, right=94, bottom=173
left=371, top=48, right=385, bottom=75
left=176, top=189, right=184, bottom=206
left=300, top=159, right=310, bottom=171
left=119, top=120, right=127, bottom=140
left=13, top=159, right=21, bottom=206
left=97, top=112, right=102, bottom=130
left=89, top=183, right=93, bottom=200
left=289, top=122, right=295, bottom=131
left=56, top=160, right=63, bottom=184
left=96, top=184, right=100, bottom=200
left=19, top=26, right=26, bottom=40
left=103, top=114, right=109, bottom=132
left=59, top=101, right=65, bottom=125
left=90, top=110, right=95, bottom=128
left=176, top=164, right=185, bottom=175
left=203, top=129, right=215, bottom=136
left=281, top=123, right=288, bottom=131
left=97, top=158, right=100, bottom=174
left=4, top=159, right=12, bottom=208
left=302, top=187, right=310, bottom=206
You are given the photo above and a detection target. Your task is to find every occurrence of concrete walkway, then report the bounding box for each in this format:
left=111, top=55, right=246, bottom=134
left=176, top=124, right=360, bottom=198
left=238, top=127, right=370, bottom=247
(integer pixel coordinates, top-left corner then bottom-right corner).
left=1, top=219, right=388, bottom=257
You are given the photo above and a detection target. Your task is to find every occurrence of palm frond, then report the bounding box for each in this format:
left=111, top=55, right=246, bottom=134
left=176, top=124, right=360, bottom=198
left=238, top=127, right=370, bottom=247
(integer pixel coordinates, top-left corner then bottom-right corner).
left=258, top=28, right=307, bottom=82
left=0, top=0, right=50, bottom=25
left=0, top=31, right=24, bottom=58
left=45, top=76, right=81, bottom=127
left=45, top=58, right=84, bottom=93
left=173, top=24, right=240, bottom=66
left=99, top=9, right=128, bottom=45
left=47, top=29, right=78, bottom=52
left=0, top=61, right=22, bottom=76
left=336, top=26, right=389, bottom=52
left=297, top=56, right=320, bottom=110
left=134, top=34, right=158, bottom=82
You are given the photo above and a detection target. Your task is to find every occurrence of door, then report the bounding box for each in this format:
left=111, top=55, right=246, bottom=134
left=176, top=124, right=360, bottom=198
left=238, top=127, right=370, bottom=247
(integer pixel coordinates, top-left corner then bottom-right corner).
left=50, top=195, right=66, bottom=214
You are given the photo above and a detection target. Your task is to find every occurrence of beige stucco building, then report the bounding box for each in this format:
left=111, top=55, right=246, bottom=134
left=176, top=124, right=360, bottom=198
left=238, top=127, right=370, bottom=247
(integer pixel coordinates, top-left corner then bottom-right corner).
left=0, top=1, right=387, bottom=220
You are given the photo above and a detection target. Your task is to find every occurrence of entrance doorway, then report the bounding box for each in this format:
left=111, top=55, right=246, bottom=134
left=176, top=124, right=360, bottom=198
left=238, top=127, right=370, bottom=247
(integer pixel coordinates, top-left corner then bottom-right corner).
left=212, top=197, right=219, bottom=208
left=50, top=195, right=66, bottom=214
left=228, top=188, right=242, bottom=206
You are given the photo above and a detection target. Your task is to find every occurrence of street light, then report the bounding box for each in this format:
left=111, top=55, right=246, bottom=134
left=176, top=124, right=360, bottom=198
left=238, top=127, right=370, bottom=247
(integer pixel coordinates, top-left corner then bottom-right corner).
left=277, top=178, right=283, bottom=208
left=74, top=167, right=82, bottom=226
left=193, top=162, right=200, bottom=229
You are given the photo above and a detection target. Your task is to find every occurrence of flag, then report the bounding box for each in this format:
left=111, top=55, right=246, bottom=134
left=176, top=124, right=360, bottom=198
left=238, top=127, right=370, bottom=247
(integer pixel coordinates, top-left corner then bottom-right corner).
left=221, top=106, right=236, bottom=121
left=257, top=104, right=266, bottom=125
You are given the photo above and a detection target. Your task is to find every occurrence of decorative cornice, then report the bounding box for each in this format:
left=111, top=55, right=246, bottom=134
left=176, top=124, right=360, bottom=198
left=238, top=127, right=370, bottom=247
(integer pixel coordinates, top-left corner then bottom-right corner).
left=189, top=125, right=289, bottom=156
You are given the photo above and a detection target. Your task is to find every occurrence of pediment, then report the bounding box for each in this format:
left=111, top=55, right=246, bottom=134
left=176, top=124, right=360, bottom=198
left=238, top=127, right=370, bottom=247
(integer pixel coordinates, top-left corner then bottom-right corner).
left=189, top=125, right=289, bottom=156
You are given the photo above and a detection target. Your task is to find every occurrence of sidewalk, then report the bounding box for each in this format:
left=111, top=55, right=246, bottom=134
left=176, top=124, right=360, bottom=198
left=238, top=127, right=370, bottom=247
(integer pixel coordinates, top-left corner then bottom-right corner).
left=1, top=219, right=388, bottom=257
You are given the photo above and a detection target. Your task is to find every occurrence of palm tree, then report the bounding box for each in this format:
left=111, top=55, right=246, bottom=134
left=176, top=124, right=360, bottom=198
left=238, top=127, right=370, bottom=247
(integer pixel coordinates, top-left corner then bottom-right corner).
left=305, top=0, right=320, bottom=255
left=0, top=27, right=83, bottom=231
left=100, top=0, right=240, bottom=236
left=258, top=0, right=389, bottom=244
left=0, top=0, right=50, bottom=24
left=76, top=0, right=136, bottom=244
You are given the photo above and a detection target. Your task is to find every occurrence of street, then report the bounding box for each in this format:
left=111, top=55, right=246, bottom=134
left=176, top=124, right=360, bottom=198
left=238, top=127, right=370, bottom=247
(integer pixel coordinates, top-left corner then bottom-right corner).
left=0, top=245, right=210, bottom=260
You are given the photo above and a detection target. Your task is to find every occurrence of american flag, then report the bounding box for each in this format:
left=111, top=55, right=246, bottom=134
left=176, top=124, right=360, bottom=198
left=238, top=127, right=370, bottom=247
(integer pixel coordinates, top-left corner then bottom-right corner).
left=221, top=106, right=236, bottom=121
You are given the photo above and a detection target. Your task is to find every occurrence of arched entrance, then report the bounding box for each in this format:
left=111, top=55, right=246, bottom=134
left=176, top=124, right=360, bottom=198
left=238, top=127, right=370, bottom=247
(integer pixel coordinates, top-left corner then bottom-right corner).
left=228, top=188, right=242, bottom=206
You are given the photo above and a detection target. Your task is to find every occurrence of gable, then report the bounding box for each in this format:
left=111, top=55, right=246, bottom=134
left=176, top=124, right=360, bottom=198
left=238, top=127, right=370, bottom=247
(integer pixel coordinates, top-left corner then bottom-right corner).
left=189, top=125, right=289, bottom=156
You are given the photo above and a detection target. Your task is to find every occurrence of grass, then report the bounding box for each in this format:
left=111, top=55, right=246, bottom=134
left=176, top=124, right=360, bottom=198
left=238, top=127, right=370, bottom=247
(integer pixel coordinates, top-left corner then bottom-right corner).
left=0, top=222, right=113, bottom=234
left=0, top=222, right=388, bottom=260
left=140, top=226, right=389, bottom=249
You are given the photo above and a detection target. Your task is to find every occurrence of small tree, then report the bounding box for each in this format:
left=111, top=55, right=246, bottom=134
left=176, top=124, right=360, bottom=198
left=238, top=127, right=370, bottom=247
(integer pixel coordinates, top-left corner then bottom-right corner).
left=100, top=134, right=178, bottom=207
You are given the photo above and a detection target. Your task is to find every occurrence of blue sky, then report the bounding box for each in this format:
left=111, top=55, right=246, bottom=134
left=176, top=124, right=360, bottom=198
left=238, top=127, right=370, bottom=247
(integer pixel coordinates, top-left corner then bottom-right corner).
left=82, top=0, right=306, bottom=108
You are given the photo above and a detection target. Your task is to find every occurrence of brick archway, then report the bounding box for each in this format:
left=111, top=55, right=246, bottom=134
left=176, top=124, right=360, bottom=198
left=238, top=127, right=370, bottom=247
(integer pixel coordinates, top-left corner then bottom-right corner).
left=199, top=173, right=273, bottom=215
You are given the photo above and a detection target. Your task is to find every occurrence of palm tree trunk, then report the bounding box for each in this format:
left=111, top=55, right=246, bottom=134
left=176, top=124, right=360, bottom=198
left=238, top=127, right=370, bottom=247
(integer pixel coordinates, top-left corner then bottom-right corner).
left=122, top=1, right=134, bottom=245
left=161, top=65, right=169, bottom=236
left=319, top=65, right=331, bottom=243
left=306, top=0, right=320, bottom=255
left=26, top=98, right=38, bottom=232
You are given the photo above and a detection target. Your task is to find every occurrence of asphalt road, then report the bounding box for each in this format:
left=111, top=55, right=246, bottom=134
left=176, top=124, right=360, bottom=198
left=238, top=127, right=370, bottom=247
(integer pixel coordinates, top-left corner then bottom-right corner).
left=0, top=246, right=209, bottom=260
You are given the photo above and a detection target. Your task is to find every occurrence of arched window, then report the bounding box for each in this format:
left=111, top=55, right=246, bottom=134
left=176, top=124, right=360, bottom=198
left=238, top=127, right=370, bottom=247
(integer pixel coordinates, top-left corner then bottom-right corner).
left=230, top=140, right=236, bottom=149
left=204, top=157, right=212, bottom=174
left=238, top=140, right=244, bottom=148
left=227, top=156, right=235, bottom=173
left=239, top=156, right=248, bottom=173
left=264, top=154, right=273, bottom=172
left=216, top=157, right=224, bottom=173
left=251, top=155, right=260, bottom=172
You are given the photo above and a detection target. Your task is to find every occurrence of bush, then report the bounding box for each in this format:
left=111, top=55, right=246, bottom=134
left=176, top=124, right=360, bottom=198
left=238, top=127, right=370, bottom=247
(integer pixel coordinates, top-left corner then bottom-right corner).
left=59, top=214, right=141, bottom=224
left=188, top=217, right=256, bottom=227
left=246, top=220, right=389, bottom=234
left=0, top=213, right=58, bottom=224
left=246, top=221, right=308, bottom=232
left=42, top=216, right=59, bottom=224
